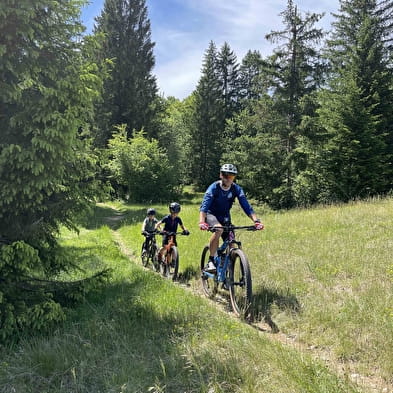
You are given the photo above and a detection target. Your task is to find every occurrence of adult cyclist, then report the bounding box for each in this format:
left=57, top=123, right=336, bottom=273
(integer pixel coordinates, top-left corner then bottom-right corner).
left=199, top=163, right=264, bottom=273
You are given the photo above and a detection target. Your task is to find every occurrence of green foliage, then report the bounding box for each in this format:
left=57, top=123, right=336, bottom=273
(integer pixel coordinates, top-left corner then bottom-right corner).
left=190, top=41, right=225, bottom=189
left=223, top=101, right=289, bottom=208
left=262, top=0, right=325, bottom=208
left=238, top=50, right=266, bottom=101
left=156, top=96, right=192, bottom=183
left=0, top=239, right=111, bottom=342
left=0, top=241, right=63, bottom=340
left=295, top=0, right=393, bottom=204
left=0, top=0, right=105, bottom=241
left=217, top=42, right=240, bottom=119
left=0, top=0, right=108, bottom=340
left=314, top=77, right=385, bottom=201
left=107, top=127, right=179, bottom=202
left=93, top=0, right=159, bottom=143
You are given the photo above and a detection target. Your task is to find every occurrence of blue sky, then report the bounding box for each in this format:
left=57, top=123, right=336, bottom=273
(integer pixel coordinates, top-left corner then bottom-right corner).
left=81, top=0, right=340, bottom=99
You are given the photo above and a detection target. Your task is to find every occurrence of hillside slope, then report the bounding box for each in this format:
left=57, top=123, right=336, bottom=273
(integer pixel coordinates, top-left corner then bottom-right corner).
left=1, top=197, right=392, bottom=393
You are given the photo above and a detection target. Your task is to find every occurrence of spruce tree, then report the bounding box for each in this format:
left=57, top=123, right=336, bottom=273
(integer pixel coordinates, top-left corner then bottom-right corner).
left=217, top=42, right=240, bottom=120
left=0, top=0, right=106, bottom=339
left=189, top=41, right=224, bottom=188
left=94, top=0, right=158, bottom=143
left=238, top=50, right=266, bottom=102
left=313, top=0, right=393, bottom=199
left=264, top=0, right=325, bottom=207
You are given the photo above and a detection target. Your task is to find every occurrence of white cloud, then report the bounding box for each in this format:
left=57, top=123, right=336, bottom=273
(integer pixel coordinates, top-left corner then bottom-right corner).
left=152, top=0, right=339, bottom=99
left=154, top=48, right=203, bottom=98
left=83, top=0, right=340, bottom=99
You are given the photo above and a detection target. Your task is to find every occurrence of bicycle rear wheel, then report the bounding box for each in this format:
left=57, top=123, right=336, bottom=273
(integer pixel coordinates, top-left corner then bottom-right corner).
left=228, top=248, right=252, bottom=319
left=200, top=245, right=217, bottom=298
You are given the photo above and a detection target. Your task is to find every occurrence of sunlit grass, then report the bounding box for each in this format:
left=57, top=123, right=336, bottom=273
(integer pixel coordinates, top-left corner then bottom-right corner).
left=1, top=197, right=392, bottom=392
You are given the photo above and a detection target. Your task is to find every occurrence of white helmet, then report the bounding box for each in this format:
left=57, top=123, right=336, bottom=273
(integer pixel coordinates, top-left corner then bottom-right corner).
left=220, top=163, right=238, bottom=175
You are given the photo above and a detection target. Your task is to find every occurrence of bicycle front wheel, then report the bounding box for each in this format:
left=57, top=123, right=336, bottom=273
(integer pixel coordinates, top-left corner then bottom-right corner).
left=150, top=244, right=159, bottom=272
left=160, top=247, right=179, bottom=281
left=200, top=245, right=217, bottom=298
left=228, top=248, right=252, bottom=319
left=141, top=246, right=149, bottom=267
left=169, top=246, right=179, bottom=281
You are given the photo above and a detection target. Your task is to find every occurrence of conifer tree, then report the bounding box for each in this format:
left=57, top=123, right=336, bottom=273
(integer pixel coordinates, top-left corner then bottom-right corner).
left=238, top=50, right=266, bottom=102
left=0, top=0, right=106, bottom=339
left=307, top=0, right=393, bottom=200
left=217, top=42, right=240, bottom=120
left=189, top=41, right=224, bottom=188
left=94, top=0, right=158, bottom=143
left=264, top=0, right=325, bottom=207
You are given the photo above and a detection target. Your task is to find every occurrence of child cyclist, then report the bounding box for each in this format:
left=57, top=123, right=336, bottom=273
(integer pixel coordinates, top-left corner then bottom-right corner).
left=141, top=208, right=158, bottom=254
left=155, top=202, right=189, bottom=262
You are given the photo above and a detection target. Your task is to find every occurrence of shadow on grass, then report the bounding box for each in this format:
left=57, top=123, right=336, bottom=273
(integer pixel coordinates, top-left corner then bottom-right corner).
left=251, top=286, right=301, bottom=333
left=177, top=265, right=200, bottom=283
left=7, top=275, right=248, bottom=392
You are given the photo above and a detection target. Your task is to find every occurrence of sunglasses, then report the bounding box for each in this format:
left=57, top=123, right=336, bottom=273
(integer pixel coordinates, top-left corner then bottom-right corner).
left=221, top=172, right=236, bottom=178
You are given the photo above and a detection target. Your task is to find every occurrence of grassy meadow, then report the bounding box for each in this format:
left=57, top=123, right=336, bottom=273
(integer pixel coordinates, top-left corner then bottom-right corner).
left=1, top=193, right=392, bottom=393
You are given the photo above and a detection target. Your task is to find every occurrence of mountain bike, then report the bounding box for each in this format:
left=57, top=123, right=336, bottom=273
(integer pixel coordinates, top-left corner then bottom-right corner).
left=141, top=231, right=159, bottom=272
left=158, top=231, right=189, bottom=281
left=200, top=225, right=257, bottom=319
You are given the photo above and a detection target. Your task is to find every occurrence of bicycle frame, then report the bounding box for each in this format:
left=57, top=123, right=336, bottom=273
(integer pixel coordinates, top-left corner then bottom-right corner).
left=200, top=225, right=256, bottom=318
left=162, top=233, right=176, bottom=264
left=203, top=226, right=247, bottom=282
left=141, top=231, right=159, bottom=270
left=158, top=231, right=188, bottom=280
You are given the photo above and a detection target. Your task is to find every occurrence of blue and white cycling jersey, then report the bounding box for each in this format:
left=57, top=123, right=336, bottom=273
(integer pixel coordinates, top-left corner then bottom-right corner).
left=199, top=181, right=254, bottom=223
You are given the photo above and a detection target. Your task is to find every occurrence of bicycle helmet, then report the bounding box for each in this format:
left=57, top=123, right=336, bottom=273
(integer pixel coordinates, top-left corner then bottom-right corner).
left=169, top=202, right=181, bottom=213
left=147, top=208, right=156, bottom=215
left=220, top=163, right=238, bottom=175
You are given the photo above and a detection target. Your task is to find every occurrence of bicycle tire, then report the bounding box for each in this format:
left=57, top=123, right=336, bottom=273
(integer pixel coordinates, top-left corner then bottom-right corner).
left=200, top=245, right=217, bottom=298
left=151, top=244, right=159, bottom=272
left=141, top=248, right=149, bottom=267
left=169, top=246, right=179, bottom=281
left=160, top=246, right=179, bottom=280
left=159, top=255, right=168, bottom=277
left=228, top=248, right=252, bottom=319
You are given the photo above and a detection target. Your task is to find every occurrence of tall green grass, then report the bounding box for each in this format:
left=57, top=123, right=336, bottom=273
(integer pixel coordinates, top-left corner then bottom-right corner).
left=1, top=197, right=392, bottom=392
left=115, top=197, right=393, bottom=387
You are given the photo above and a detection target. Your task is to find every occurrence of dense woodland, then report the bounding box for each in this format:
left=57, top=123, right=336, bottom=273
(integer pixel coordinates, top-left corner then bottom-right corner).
left=0, top=0, right=392, bottom=337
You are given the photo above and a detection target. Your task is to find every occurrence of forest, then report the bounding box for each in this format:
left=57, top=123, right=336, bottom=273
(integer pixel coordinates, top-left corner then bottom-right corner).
left=0, top=0, right=392, bottom=338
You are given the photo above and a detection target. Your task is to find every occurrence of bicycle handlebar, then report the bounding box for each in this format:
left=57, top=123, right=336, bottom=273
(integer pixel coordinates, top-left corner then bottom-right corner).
left=208, top=225, right=257, bottom=232
left=158, top=231, right=190, bottom=236
left=142, top=230, right=159, bottom=236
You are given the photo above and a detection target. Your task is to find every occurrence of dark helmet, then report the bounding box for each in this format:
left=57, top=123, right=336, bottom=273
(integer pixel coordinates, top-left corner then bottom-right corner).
left=169, top=202, right=181, bottom=213
left=147, top=208, right=156, bottom=215
left=220, top=163, right=238, bottom=175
